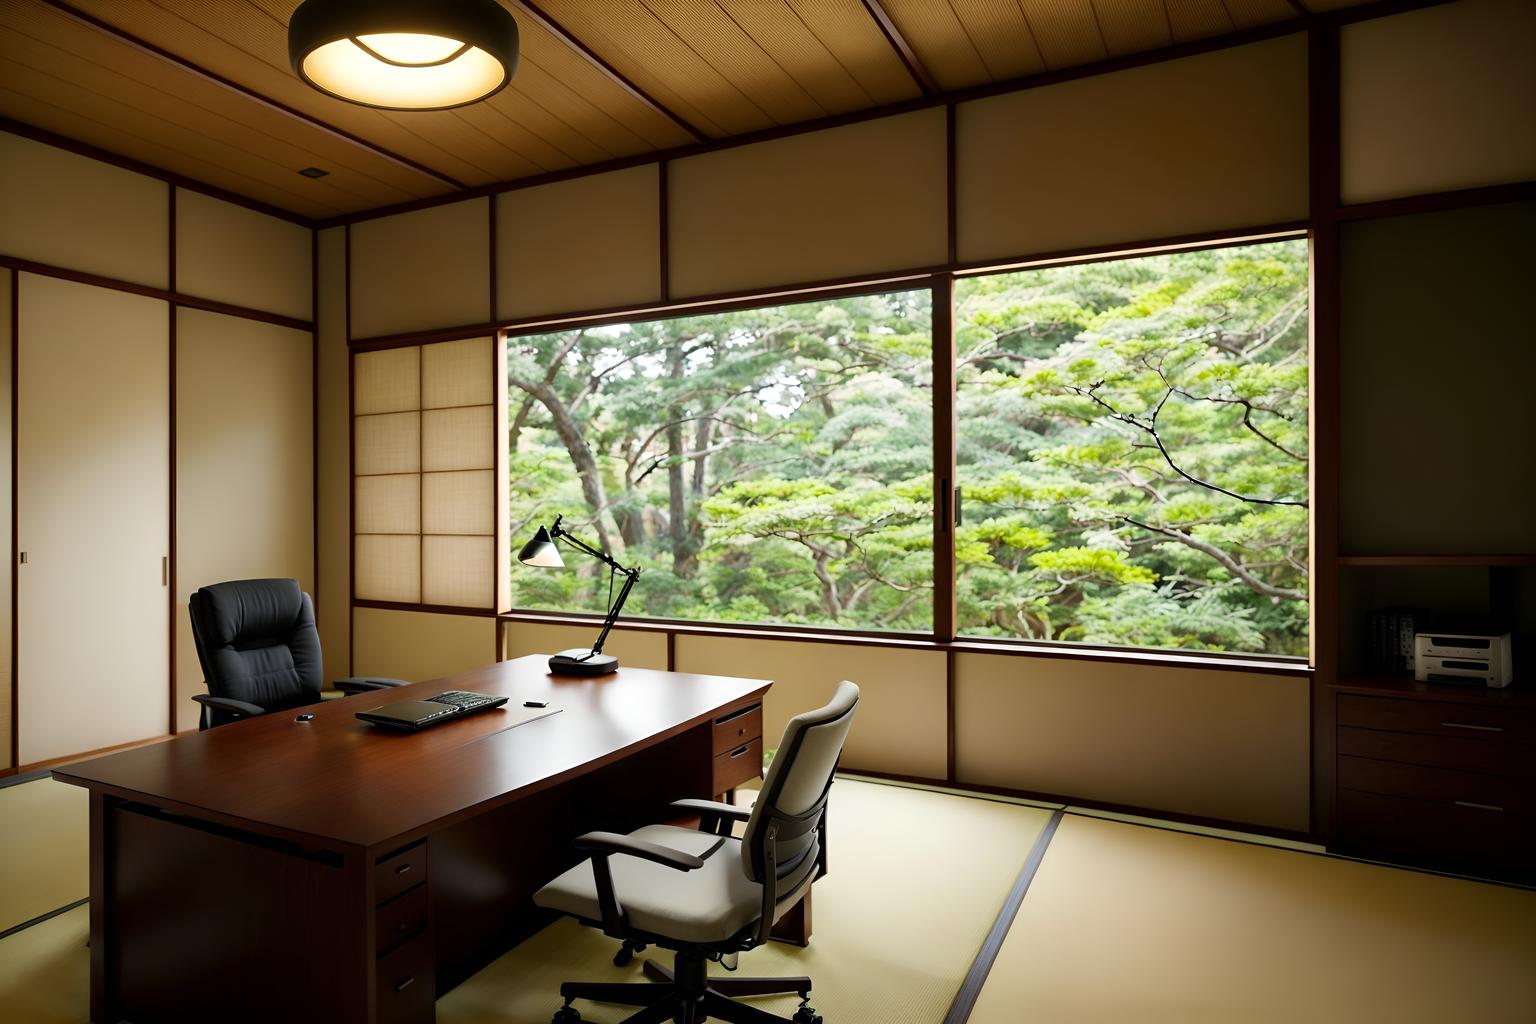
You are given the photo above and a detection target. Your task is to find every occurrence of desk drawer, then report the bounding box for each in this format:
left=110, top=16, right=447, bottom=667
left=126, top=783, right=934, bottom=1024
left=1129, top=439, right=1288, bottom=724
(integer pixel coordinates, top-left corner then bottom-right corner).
left=376, top=882, right=429, bottom=953
left=714, top=703, right=763, bottom=756
left=376, top=932, right=434, bottom=1024
left=1338, top=756, right=1533, bottom=818
left=1337, top=726, right=1536, bottom=778
left=1337, top=695, right=1535, bottom=742
left=376, top=843, right=427, bottom=905
left=1335, top=789, right=1533, bottom=872
left=714, top=738, right=763, bottom=794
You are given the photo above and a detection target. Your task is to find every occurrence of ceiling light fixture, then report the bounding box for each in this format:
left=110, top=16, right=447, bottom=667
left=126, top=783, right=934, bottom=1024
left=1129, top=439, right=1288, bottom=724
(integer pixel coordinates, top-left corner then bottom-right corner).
left=288, top=0, right=519, bottom=111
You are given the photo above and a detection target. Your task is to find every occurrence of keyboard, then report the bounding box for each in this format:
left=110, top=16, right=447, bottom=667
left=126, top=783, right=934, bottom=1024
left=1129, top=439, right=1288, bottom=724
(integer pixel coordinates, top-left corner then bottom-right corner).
left=427, top=691, right=507, bottom=713
left=355, top=691, right=509, bottom=731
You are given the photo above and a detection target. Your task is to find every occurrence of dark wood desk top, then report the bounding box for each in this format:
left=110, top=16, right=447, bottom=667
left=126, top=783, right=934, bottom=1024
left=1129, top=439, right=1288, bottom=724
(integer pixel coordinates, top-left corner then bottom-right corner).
left=53, top=656, right=770, bottom=853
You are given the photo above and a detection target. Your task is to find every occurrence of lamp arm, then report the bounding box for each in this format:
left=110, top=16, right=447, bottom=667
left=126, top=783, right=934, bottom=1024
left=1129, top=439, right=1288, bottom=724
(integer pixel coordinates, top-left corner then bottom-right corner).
left=589, top=570, right=638, bottom=656
left=549, top=520, right=632, bottom=576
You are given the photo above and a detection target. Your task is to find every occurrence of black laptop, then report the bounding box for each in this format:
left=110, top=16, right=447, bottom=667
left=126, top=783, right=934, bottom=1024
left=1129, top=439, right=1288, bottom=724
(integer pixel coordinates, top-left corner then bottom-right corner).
left=356, top=690, right=509, bottom=731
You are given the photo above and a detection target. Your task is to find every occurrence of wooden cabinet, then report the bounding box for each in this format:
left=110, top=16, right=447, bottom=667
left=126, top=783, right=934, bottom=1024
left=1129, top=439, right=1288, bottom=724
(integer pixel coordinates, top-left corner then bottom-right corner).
left=712, top=701, right=763, bottom=798
left=1330, top=679, right=1536, bottom=881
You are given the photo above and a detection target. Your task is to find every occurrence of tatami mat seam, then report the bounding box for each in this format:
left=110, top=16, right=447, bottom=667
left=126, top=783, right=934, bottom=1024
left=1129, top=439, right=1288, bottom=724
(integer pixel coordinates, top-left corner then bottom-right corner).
left=0, top=897, right=88, bottom=942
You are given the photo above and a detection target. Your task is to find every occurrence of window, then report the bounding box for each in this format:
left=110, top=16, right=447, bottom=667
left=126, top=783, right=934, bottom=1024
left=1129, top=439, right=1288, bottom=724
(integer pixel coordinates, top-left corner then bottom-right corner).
left=954, top=240, right=1310, bottom=655
left=506, top=289, right=934, bottom=631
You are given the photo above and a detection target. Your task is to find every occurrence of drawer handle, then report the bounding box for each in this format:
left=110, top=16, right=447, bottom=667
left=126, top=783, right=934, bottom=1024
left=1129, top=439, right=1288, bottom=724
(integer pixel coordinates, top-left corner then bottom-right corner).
left=394, top=863, right=413, bottom=875
left=1440, top=721, right=1502, bottom=732
left=729, top=744, right=750, bottom=758
left=1454, top=800, right=1505, bottom=813
left=394, top=976, right=415, bottom=993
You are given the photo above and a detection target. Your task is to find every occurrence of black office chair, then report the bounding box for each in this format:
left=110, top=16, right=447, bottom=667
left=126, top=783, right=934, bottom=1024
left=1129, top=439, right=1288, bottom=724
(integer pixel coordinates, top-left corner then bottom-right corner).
left=534, top=681, right=859, bottom=1024
left=188, top=578, right=408, bottom=730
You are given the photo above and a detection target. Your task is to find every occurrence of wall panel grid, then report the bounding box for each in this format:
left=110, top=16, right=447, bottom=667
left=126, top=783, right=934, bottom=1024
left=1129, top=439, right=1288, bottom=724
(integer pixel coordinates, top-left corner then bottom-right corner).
left=353, top=337, right=496, bottom=609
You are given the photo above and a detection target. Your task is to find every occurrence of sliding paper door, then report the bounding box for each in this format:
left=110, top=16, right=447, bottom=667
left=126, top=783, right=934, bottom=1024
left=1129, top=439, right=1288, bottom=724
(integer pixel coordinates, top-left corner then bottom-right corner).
left=17, top=274, right=169, bottom=765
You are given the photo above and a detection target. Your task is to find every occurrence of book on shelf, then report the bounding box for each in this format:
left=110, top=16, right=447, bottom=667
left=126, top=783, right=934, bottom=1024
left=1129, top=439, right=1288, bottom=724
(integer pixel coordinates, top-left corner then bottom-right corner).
left=1365, top=607, right=1425, bottom=673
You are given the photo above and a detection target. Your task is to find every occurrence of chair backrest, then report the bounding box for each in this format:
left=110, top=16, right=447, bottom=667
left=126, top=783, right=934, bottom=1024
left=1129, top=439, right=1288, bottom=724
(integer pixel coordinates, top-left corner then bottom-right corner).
left=189, top=578, right=324, bottom=712
left=740, top=680, right=859, bottom=890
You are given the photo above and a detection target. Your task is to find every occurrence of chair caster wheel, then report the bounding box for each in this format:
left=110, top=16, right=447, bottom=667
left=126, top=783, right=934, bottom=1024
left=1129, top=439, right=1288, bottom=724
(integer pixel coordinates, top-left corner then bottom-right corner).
left=613, top=946, right=633, bottom=966
left=792, top=1008, right=822, bottom=1024
left=552, top=1006, right=581, bottom=1023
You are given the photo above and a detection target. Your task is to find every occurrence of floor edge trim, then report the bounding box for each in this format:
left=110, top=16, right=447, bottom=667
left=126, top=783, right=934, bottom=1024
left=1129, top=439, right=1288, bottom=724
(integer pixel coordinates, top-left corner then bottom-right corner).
left=0, top=897, right=88, bottom=943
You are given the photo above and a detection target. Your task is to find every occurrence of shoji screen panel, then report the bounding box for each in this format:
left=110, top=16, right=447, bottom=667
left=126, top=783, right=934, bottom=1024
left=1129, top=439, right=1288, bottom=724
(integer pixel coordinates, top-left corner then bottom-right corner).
left=954, top=34, right=1308, bottom=262
left=1340, top=0, right=1536, bottom=205
left=316, top=228, right=351, bottom=681
left=175, top=190, right=312, bottom=320
left=352, top=607, right=498, bottom=682
left=353, top=336, right=496, bottom=609
left=174, top=309, right=313, bottom=732
left=349, top=198, right=490, bottom=338
left=953, top=653, right=1309, bottom=832
left=668, top=108, right=947, bottom=297
left=673, top=635, right=948, bottom=779
left=17, top=275, right=169, bottom=765
left=497, top=165, right=662, bottom=320
left=0, top=133, right=169, bottom=288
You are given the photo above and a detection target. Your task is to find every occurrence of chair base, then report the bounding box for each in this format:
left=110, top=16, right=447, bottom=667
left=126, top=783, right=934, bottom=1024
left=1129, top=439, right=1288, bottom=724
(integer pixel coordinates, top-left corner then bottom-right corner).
left=555, top=952, right=820, bottom=1024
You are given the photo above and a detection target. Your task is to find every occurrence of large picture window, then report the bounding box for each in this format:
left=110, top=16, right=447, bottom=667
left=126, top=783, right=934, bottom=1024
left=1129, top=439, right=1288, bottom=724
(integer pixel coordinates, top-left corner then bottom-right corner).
left=506, top=290, right=934, bottom=631
left=955, top=240, right=1310, bottom=655
left=506, top=238, right=1309, bottom=657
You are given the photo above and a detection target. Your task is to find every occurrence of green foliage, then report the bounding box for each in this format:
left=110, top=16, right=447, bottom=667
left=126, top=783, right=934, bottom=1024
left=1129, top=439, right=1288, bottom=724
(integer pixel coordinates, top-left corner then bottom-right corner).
left=507, top=240, right=1309, bottom=655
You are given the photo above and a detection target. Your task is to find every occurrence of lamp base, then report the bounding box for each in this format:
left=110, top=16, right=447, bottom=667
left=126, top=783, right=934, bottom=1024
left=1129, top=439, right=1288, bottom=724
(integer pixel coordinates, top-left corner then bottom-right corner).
left=548, top=649, right=619, bottom=676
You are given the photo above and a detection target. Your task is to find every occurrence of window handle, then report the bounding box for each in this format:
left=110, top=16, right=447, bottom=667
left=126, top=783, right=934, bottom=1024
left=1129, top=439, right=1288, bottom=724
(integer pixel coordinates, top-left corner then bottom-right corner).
left=954, top=485, right=963, bottom=527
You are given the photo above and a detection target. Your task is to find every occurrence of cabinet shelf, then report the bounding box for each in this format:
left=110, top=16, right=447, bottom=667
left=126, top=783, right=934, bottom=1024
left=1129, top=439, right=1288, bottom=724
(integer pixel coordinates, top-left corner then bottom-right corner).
left=1332, top=674, right=1536, bottom=709
left=1336, top=554, right=1536, bottom=567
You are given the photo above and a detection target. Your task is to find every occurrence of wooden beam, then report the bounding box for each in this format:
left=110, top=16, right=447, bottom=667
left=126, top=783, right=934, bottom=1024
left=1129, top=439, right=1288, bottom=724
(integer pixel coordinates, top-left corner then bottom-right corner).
left=506, top=0, right=708, bottom=141
left=860, top=0, right=940, bottom=96
left=37, top=0, right=467, bottom=192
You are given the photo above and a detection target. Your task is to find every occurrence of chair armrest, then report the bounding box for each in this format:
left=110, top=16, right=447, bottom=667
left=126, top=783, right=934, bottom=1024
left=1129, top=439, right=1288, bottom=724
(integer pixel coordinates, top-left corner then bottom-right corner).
left=671, top=798, right=751, bottom=836
left=573, top=831, right=705, bottom=938
left=191, top=694, right=265, bottom=720
left=334, top=677, right=410, bottom=694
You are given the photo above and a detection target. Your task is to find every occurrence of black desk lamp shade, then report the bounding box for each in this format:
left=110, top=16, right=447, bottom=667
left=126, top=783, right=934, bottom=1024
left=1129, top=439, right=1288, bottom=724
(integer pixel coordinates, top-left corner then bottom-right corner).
left=517, top=516, right=639, bottom=676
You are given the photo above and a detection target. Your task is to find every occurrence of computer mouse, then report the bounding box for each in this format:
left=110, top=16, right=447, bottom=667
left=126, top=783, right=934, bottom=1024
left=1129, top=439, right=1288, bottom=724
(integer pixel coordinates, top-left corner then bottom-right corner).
left=295, top=713, right=315, bottom=722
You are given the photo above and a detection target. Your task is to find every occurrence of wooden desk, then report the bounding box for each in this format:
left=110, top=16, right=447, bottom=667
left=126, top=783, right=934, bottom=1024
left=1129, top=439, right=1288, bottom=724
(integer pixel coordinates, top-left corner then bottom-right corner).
left=53, top=656, right=771, bottom=1024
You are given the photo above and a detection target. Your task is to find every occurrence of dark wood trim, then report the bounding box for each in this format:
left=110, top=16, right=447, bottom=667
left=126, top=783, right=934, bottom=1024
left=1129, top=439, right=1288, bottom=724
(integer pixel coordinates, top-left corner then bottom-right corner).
left=1308, top=23, right=1343, bottom=843
left=932, top=275, right=956, bottom=642
left=0, top=897, right=89, bottom=942
left=666, top=630, right=676, bottom=672
left=345, top=225, right=354, bottom=677
left=37, top=0, right=465, bottom=193
left=316, top=0, right=1455, bottom=231
left=416, top=345, right=424, bottom=606
left=496, top=609, right=1310, bottom=676
left=167, top=183, right=178, bottom=736
left=0, top=118, right=312, bottom=228
left=0, top=765, right=52, bottom=789
left=492, top=331, right=508, bottom=615
left=944, top=102, right=957, bottom=265
left=939, top=810, right=1062, bottom=1024
left=353, top=599, right=500, bottom=618
left=505, top=1, right=707, bottom=142
left=948, top=222, right=1311, bottom=275
left=8, top=268, right=16, bottom=773
left=311, top=229, right=320, bottom=607
left=0, top=256, right=312, bottom=331
left=658, top=161, right=671, bottom=303
left=859, top=0, right=940, bottom=96
left=1337, top=553, right=1536, bottom=567
left=1336, top=181, right=1536, bottom=222
left=840, top=769, right=1318, bottom=845
left=22, top=732, right=174, bottom=775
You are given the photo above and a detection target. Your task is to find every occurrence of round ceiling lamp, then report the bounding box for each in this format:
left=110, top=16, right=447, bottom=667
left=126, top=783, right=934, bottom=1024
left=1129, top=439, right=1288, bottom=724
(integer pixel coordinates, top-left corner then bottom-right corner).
left=288, top=0, right=519, bottom=111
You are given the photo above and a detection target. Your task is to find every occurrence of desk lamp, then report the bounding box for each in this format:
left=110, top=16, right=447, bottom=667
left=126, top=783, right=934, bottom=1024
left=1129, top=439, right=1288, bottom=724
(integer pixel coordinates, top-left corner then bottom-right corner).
left=518, top=515, right=641, bottom=676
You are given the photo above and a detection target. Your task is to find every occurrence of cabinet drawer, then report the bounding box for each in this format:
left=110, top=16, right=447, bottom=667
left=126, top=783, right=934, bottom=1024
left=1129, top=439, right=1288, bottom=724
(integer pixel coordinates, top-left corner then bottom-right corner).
left=376, top=882, right=429, bottom=953
left=1337, top=726, right=1536, bottom=778
left=376, top=931, right=434, bottom=1024
left=1337, top=695, right=1535, bottom=743
left=713, top=703, right=763, bottom=756
left=1335, top=789, right=1534, bottom=872
left=713, top=738, right=763, bottom=795
left=1338, top=756, right=1533, bottom=817
left=376, top=842, right=427, bottom=905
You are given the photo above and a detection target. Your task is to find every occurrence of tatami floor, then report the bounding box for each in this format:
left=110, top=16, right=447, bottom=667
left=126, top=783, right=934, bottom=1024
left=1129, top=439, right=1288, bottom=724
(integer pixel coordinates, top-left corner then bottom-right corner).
left=1, top=773, right=1532, bottom=1023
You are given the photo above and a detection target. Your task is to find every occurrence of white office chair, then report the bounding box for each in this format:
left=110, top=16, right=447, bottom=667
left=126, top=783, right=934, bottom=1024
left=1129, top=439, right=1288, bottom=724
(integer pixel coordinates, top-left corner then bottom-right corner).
left=534, top=680, right=859, bottom=1024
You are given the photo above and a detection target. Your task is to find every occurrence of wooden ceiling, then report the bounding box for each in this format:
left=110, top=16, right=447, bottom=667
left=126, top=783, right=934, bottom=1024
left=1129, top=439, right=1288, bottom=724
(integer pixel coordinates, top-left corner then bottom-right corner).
left=0, top=0, right=1383, bottom=222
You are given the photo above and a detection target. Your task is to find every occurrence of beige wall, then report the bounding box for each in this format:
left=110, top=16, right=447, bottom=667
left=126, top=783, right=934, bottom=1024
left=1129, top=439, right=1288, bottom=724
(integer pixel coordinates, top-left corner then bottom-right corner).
left=955, top=653, right=1310, bottom=832
left=350, top=199, right=490, bottom=338
left=1341, top=0, right=1536, bottom=204
left=351, top=607, right=499, bottom=683
left=175, top=189, right=312, bottom=320
left=174, top=309, right=313, bottom=731
left=668, top=108, right=948, bottom=297
left=0, top=133, right=169, bottom=288
left=955, top=34, right=1309, bottom=261
left=674, top=635, right=947, bottom=779
left=502, top=621, right=669, bottom=671
left=316, top=228, right=351, bottom=683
